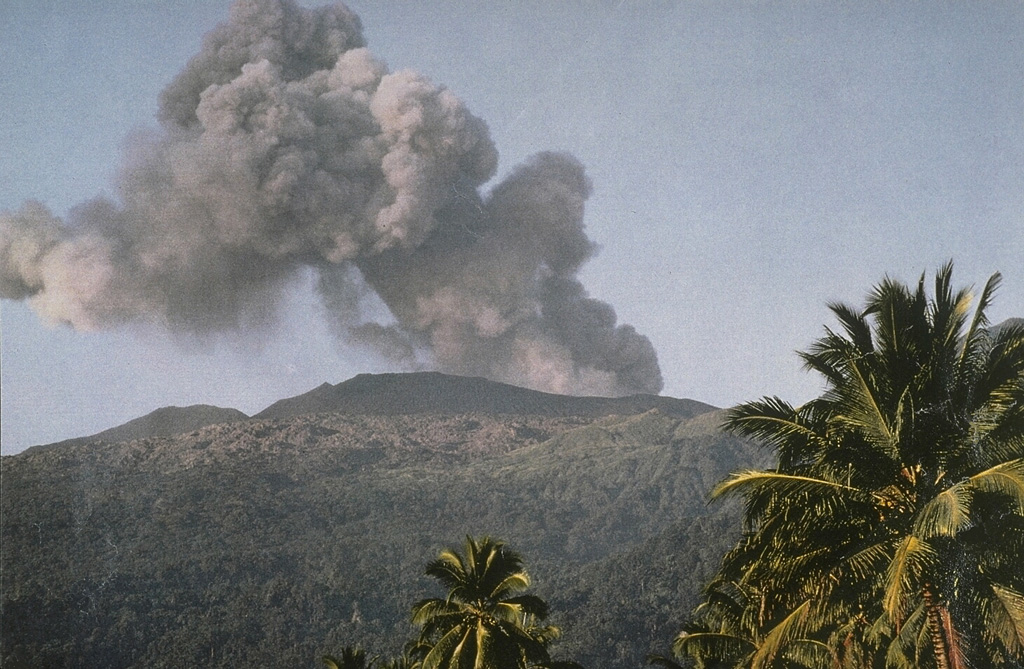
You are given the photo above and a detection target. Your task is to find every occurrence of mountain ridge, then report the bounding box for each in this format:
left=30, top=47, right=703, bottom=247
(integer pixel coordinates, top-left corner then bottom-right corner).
left=20, top=372, right=717, bottom=454
left=255, top=372, right=715, bottom=421
left=23, top=404, right=250, bottom=454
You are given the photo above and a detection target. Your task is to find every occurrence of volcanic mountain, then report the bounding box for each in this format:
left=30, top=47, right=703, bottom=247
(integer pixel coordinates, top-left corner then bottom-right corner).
left=1, top=373, right=760, bottom=669
left=254, top=371, right=713, bottom=421
left=34, top=405, right=250, bottom=451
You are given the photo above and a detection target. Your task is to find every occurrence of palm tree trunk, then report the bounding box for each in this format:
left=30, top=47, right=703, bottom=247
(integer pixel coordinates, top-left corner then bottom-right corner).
left=922, top=584, right=965, bottom=669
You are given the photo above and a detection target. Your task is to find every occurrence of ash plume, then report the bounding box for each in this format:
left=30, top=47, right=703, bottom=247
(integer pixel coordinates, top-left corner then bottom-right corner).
left=0, top=0, right=662, bottom=396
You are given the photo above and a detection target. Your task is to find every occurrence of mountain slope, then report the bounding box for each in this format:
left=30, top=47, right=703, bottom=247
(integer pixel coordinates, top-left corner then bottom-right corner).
left=22, top=372, right=712, bottom=452
left=994, top=317, right=1024, bottom=334
left=27, top=404, right=249, bottom=453
left=1, top=388, right=759, bottom=669
left=255, top=372, right=713, bottom=421
left=93, top=404, right=250, bottom=442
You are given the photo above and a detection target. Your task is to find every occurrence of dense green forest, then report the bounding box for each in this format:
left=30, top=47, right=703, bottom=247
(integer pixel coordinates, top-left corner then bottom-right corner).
left=1, top=405, right=758, bottom=668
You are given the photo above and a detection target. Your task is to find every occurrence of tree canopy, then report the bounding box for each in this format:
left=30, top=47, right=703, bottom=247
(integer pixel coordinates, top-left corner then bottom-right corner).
left=675, top=264, right=1024, bottom=668
left=411, top=536, right=576, bottom=669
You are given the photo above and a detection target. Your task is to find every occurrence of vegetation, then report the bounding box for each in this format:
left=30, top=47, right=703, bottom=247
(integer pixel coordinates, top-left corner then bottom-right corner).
left=324, top=646, right=377, bottom=669
left=6, top=269, right=1021, bottom=669
left=411, top=536, right=574, bottom=669
left=674, top=264, right=1024, bottom=668
left=2, top=409, right=753, bottom=668
left=328, top=537, right=582, bottom=669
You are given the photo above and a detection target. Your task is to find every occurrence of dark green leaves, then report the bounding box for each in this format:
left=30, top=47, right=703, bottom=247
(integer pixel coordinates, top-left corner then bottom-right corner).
left=678, top=265, right=1024, bottom=668
left=413, top=537, right=573, bottom=669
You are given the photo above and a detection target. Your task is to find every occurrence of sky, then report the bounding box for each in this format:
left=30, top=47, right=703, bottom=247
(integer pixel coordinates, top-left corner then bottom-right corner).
left=1, top=0, right=1022, bottom=455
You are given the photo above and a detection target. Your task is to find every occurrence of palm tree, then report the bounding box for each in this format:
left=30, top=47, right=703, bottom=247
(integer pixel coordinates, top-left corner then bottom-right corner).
left=380, top=640, right=429, bottom=669
left=671, top=580, right=836, bottom=669
left=325, top=641, right=426, bottom=669
left=677, top=264, right=1024, bottom=668
left=411, top=536, right=570, bottom=669
left=324, top=646, right=378, bottom=669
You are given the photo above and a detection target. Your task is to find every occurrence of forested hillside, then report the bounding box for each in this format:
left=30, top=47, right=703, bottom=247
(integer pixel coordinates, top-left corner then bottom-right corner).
left=1, top=386, right=761, bottom=669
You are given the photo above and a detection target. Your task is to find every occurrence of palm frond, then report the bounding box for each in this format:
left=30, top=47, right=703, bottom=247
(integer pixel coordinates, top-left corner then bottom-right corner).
left=985, top=584, right=1024, bottom=658
left=864, top=609, right=892, bottom=645
left=831, top=352, right=899, bottom=459
left=750, top=599, right=813, bottom=669
left=930, top=262, right=972, bottom=358
left=672, top=630, right=754, bottom=664
left=832, top=538, right=897, bottom=583
left=958, top=271, right=1001, bottom=369
left=969, top=458, right=1024, bottom=514
left=973, top=408, right=1024, bottom=471
left=411, top=598, right=459, bottom=626
left=883, top=603, right=928, bottom=669
left=526, top=624, right=562, bottom=646
left=323, top=646, right=376, bottom=669
left=872, top=274, right=933, bottom=385
left=723, top=397, right=820, bottom=443
left=882, top=536, right=935, bottom=624
left=800, top=329, right=864, bottom=389
left=473, top=618, right=487, bottom=669
left=425, top=552, right=468, bottom=594
left=497, top=594, right=549, bottom=620
left=913, top=483, right=974, bottom=538
left=781, top=638, right=836, bottom=668
left=489, top=572, right=531, bottom=601
left=937, top=601, right=969, bottom=669
left=977, top=323, right=1024, bottom=401
left=712, top=470, right=867, bottom=502
left=420, top=625, right=473, bottom=669
left=828, top=301, right=875, bottom=355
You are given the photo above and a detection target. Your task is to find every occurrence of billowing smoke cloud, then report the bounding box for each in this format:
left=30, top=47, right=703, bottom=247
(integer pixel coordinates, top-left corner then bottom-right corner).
left=0, top=0, right=662, bottom=396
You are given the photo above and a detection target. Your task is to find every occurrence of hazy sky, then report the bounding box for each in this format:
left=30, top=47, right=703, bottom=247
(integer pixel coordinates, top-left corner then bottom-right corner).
left=2, top=1, right=1022, bottom=454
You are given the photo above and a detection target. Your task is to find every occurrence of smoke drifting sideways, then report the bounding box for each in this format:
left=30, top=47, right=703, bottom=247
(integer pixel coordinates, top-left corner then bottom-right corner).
left=0, top=0, right=662, bottom=397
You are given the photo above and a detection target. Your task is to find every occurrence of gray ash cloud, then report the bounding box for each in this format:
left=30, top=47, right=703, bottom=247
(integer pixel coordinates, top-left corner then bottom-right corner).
left=0, top=0, right=662, bottom=396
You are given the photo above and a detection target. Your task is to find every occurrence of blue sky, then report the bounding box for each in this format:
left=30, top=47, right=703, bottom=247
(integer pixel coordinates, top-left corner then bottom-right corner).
left=2, top=1, right=1022, bottom=454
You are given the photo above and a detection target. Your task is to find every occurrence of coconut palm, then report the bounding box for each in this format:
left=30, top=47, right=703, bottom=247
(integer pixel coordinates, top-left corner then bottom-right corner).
left=325, top=640, right=426, bottom=669
left=380, top=640, right=428, bottom=669
left=324, top=646, right=377, bottom=669
left=411, top=536, right=569, bottom=669
left=671, top=579, right=836, bottom=669
left=678, top=264, right=1024, bottom=668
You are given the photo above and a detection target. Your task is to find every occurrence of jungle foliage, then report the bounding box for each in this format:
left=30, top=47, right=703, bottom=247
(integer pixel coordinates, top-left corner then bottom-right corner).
left=674, top=264, right=1024, bottom=668
left=326, top=535, right=586, bottom=669
left=2, top=406, right=756, bottom=668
